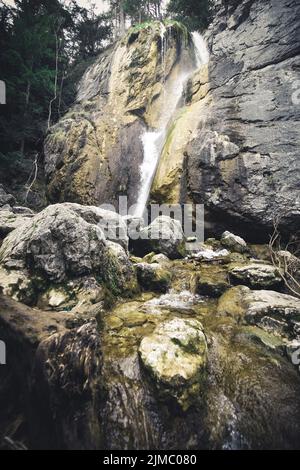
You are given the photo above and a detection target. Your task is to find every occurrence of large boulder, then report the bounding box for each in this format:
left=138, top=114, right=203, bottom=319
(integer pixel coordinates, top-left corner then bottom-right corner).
left=191, top=265, right=230, bottom=297
left=134, top=216, right=186, bottom=259
left=139, top=318, right=207, bottom=410
left=0, top=204, right=137, bottom=305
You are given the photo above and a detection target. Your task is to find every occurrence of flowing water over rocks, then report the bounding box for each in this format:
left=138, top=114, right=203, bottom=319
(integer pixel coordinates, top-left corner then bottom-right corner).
left=1, top=2, right=300, bottom=450
left=99, top=258, right=300, bottom=450
left=1, top=233, right=300, bottom=450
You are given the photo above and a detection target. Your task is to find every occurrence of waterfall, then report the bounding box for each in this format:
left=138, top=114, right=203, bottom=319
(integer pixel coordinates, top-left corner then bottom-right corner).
left=134, top=28, right=209, bottom=218
left=134, top=131, right=165, bottom=218
left=191, top=32, right=210, bottom=68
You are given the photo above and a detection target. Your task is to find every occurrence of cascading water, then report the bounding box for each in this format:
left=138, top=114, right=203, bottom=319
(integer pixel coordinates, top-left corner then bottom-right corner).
left=191, top=31, right=210, bottom=67
left=134, top=131, right=165, bottom=218
left=134, top=28, right=209, bottom=218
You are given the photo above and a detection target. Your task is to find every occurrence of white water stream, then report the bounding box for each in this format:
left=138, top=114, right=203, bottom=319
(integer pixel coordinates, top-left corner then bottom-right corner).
left=134, top=30, right=209, bottom=218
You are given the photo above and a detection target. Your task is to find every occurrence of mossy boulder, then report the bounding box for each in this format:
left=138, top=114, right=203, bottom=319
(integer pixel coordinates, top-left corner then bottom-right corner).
left=218, top=285, right=300, bottom=339
left=136, top=262, right=172, bottom=293
left=0, top=204, right=137, bottom=307
left=191, top=265, right=231, bottom=297
left=139, top=318, right=207, bottom=410
left=134, top=216, right=186, bottom=259
left=221, top=231, right=248, bottom=254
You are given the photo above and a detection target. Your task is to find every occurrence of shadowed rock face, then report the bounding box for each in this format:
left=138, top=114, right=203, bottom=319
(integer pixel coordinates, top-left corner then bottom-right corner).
left=185, top=0, right=300, bottom=238
left=32, top=321, right=104, bottom=450
left=44, top=23, right=194, bottom=208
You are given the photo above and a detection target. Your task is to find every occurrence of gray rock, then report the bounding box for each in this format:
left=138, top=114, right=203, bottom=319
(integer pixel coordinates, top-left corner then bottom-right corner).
left=136, top=262, right=172, bottom=293
left=136, top=216, right=186, bottom=259
left=0, top=204, right=107, bottom=281
left=139, top=318, right=207, bottom=410
left=218, top=286, right=300, bottom=339
left=191, top=245, right=230, bottom=261
left=229, top=263, right=282, bottom=288
left=221, top=231, right=248, bottom=254
left=186, top=0, right=300, bottom=236
left=0, top=185, right=15, bottom=207
left=62, top=202, right=129, bottom=251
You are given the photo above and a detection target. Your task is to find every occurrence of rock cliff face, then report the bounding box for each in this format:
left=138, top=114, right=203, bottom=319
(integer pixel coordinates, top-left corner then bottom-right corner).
left=185, top=0, right=300, bottom=237
left=45, top=22, right=194, bottom=208
left=45, top=2, right=299, bottom=238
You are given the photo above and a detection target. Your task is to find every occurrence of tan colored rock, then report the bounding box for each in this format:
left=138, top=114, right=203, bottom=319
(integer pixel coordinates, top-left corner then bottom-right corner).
left=45, top=22, right=195, bottom=208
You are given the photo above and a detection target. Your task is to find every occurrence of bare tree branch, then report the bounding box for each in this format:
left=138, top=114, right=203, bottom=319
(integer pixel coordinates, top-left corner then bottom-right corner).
left=269, top=216, right=300, bottom=298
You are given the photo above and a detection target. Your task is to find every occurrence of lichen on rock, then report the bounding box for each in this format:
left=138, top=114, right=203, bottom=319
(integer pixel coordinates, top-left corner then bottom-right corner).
left=139, top=318, right=208, bottom=410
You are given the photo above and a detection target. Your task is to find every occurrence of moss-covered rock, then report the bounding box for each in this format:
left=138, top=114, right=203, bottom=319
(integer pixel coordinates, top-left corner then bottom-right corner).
left=191, top=264, right=231, bottom=298
left=0, top=204, right=138, bottom=307
left=133, top=216, right=186, bottom=259
left=136, top=263, right=172, bottom=293
left=139, top=318, right=207, bottom=410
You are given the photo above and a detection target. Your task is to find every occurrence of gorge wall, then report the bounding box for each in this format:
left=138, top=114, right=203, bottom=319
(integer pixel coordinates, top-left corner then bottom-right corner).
left=153, top=0, right=300, bottom=238
left=44, top=22, right=195, bottom=209
left=45, top=0, right=300, bottom=238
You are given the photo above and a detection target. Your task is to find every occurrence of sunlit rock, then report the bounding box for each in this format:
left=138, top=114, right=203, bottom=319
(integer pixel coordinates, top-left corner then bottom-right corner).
left=229, top=263, right=282, bottom=289
left=139, top=318, right=207, bottom=410
left=221, top=231, right=248, bottom=254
